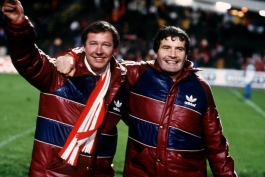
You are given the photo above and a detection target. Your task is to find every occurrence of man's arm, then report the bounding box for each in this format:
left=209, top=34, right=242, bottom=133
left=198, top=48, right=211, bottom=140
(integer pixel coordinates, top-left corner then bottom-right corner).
left=55, top=47, right=148, bottom=87
left=2, top=0, right=64, bottom=92
left=200, top=80, right=237, bottom=176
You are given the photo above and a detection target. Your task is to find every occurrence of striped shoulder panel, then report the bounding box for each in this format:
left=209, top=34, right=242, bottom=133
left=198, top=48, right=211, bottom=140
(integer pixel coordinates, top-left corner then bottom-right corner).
left=131, top=70, right=208, bottom=115
left=51, top=76, right=96, bottom=104
left=131, top=68, right=172, bottom=102
left=176, top=73, right=208, bottom=114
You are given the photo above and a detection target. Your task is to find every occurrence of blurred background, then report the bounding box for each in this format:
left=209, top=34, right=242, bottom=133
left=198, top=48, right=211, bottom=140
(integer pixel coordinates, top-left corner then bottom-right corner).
left=0, top=0, right=265, bottom=70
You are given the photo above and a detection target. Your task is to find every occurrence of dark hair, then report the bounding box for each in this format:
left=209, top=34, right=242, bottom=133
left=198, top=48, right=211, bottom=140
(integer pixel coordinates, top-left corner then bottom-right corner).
left=153, top=26, right=190, bottom=54
left=81, top=21, right=120, bottom=49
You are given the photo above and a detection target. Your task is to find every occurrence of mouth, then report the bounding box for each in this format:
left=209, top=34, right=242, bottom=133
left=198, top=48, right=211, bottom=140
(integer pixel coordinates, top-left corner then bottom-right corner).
left=165, top=60, right=179, bottom=65
left=93, top=57, right=106, bottom=62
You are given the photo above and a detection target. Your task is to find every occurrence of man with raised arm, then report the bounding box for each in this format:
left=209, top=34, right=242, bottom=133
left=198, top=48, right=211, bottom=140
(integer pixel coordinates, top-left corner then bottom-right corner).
left=2, top=0, right=129, bottom=176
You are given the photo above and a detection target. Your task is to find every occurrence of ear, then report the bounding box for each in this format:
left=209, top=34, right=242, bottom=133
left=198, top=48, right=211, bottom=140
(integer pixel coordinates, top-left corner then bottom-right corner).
left=82, top=45, right=85, bottom=51
left=113, top=48, right=118, bottom=55
left=154, top=52, right=157, bottom=59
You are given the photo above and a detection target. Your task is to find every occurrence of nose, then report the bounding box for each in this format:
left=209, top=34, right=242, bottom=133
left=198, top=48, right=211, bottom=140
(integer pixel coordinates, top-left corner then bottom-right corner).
left=95, top=46, right=103, bottom=54
left=170, top=49, right=177, bottom=57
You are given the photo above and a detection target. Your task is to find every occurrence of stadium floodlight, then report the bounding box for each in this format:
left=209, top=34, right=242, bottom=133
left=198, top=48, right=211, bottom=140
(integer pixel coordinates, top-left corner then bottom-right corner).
left=175, top=0, right=193, bottom=6
left=259, top=10, right=265, bottom=17
left=215, top=1, right=231, bottom=12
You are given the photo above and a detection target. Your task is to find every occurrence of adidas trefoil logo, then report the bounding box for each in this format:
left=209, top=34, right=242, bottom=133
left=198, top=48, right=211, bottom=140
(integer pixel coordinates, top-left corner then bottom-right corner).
left=184, top=95, right=197, bottom=107
left=113, top=100, right=122, bottom=112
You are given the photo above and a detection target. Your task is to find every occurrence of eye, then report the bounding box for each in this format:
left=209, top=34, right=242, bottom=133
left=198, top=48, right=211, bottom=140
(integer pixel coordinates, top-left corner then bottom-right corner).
left=89, top=42, right=97, bottom=46
left=176, top=47, right=184, bottom=52
left=102, top=43, right=112, bottom=47
left=162, top=46, right=170, bottom=50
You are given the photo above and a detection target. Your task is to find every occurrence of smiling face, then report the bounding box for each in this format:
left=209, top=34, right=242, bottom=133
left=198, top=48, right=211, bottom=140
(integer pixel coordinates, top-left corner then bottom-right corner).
left=155, top=36, right=187, bottom=81
left=82, top=31, right=117, bottom=74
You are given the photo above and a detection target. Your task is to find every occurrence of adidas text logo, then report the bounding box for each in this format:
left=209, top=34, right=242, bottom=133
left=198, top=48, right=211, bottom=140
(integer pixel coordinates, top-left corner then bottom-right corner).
left=184, top=95, right=197, bottom=107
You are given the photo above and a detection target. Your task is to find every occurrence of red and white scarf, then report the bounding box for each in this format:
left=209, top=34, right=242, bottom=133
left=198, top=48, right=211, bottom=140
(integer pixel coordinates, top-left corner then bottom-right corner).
left=58, top=61, right=111, bottom=166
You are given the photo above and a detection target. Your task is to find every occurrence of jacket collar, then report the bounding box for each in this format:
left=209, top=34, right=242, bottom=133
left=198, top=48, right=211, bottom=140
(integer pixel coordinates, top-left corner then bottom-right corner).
left=74, top=54, right=127, bottom=77
left=147, top=59, right=201, bottom=82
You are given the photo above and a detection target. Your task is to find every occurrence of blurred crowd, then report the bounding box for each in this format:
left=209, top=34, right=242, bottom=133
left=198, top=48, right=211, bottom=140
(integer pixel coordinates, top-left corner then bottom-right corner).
left=0, top=0, right=265, bottom=71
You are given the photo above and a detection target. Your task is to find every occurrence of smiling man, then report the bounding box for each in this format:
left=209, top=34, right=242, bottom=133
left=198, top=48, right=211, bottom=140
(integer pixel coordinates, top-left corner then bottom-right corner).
left=122, top=26, right=237, bottom=177
left=57, top=26, right=237, bottom=176
left=81, top=28, right=118, bottom=74
left=2, top=0, right=130, bottom=176
left=155, top=36, right=187, bottom=81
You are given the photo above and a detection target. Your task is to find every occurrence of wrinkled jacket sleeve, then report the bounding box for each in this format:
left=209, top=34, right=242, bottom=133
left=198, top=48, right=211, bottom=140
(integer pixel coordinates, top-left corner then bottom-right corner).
left=200, top=78, right=237, bottom=177
left=6, top=16, right=63, bottom=92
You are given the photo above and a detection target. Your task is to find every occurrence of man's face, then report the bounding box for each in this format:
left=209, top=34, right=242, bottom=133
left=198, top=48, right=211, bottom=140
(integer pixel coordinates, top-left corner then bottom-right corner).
left=156, top=36, right=187, bottom=80
left=82, top=31, right=117, bottom=74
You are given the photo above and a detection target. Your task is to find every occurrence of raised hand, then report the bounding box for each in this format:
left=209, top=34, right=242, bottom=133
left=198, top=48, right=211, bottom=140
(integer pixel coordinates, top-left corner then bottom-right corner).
left=2, top=0, right=24, bottom=23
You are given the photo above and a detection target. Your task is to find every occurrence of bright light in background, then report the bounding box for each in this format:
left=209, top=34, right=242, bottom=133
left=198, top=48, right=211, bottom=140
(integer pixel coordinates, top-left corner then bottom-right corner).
left=230, top=9, right=245, bottom=17
left=216, top=2, right=231, bottom=9
left=215, top=1, right=231, bottom=12
left=241, top=7, right=248, bottom=13
left=259, top=10, right=265, bottom=17
left=175, top=0, right=193, bottom=6
left=230, top=9, right=238, bottom=16
left=237, top=11, right=244, bottom=17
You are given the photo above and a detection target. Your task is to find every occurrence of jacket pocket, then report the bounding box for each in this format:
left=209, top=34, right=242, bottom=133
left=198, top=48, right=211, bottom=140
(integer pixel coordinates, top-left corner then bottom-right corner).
left=94, top=158, right=114, bottom=176
left=46, top=156, right=87, bottom=176
left=130, top=148, right=156, bottom=174
left=167, top=150, right=205, bottom=172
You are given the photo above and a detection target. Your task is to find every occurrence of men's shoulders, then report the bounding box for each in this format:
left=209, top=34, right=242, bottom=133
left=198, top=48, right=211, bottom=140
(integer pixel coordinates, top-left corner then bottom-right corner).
left=194, top=72, right=211, bottom=87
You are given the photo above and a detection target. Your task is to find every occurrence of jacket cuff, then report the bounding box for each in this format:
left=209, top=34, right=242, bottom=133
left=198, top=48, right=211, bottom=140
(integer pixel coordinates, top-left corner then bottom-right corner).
left=7, top=16, right=32, bottom=32
left=10, top=16, right=26, bottom=25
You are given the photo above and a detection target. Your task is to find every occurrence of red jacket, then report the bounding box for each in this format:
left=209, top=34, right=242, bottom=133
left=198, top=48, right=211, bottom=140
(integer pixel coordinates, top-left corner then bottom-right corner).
left=6, top=17, right=130, bottom=177
left=69, top=47, right=237, bottom=176
left=122, top=60, right=237, bottom=177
